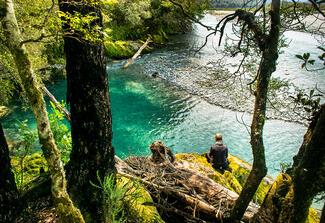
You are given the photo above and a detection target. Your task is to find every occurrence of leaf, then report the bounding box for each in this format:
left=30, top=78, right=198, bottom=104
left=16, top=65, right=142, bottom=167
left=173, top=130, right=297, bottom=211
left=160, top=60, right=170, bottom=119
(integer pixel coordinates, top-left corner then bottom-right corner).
left=308, top=60, right=315, bottom=65
left=303, top=53, right=310, bottom=60
left=295, top=54, right=304, bottom=60
left=318, top=46, right=325, bottom=52
left=310, top=89, right=314, bottom=97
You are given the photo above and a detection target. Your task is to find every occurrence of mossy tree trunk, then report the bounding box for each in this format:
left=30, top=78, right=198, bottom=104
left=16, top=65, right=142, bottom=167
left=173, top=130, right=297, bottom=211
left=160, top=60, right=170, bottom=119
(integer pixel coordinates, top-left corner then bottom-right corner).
left=254, top=104, right=325, bottom=223
left=0, top=1, right=85, bottom=222
left=321, top=202, right=325, bottom=223
left=229, top=0, right=281, bottom=221
left=58, top=1, right=115, bottom=222
left=278, top=104, right=325, bottom=223
left=0, top=123, right=19, bottom=222
left=252, top=173, right=292, bottom=223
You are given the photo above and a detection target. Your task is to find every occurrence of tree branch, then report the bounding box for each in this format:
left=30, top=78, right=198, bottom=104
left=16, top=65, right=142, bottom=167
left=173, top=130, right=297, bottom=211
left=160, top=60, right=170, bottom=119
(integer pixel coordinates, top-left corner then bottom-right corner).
left=19, top=33, right=54, bottom=46
left=308, top=0, right=325, bottom=18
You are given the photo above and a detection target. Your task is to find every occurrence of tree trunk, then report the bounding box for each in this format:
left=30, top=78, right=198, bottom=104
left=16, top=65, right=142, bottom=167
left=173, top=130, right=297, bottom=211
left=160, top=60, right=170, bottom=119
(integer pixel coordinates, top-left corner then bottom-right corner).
left=321, top=202, right=325, bottom=223
left=0, top=123, right=19, bottom=222
left=252, top=173, right=292, bottom=223
left=278, top=104, right=325, bottom=223
left=0, top=1, right=85, bottom=222
left=59, top=1, right=115, bottom=222
left=229, top=0, right=281, bottom=221
left=253, top=104, right=323, bottom=223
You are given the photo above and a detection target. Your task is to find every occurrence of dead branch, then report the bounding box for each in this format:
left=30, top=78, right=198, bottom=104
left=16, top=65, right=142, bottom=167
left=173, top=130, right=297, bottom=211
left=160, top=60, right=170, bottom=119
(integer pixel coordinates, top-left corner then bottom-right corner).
left=123, top=37, right=151, bottom=69
left=42, top=86, right=71, bottom=121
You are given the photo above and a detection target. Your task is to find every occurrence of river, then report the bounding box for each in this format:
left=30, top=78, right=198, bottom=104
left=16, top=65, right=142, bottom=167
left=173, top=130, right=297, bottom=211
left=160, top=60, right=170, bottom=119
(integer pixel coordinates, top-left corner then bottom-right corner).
left=3, top=13, right=324, bottom=178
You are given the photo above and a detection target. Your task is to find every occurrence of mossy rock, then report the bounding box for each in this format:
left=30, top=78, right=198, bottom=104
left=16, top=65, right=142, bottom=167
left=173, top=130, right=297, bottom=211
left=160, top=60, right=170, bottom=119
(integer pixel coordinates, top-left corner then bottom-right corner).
left=175, top=153, right=272, bottom=205
left=175, top=153, right=242, bottom=195
left=117, top=175, right=165, bottom=223
left=176, top=153, right=320, bottom=222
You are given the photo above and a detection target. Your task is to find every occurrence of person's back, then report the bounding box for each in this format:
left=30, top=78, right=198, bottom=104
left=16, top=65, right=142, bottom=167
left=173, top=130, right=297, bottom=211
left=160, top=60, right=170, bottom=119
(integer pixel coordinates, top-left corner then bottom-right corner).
left=208, top=133, right=230, bottom=173
left=210, top=142, right=228, bottom=167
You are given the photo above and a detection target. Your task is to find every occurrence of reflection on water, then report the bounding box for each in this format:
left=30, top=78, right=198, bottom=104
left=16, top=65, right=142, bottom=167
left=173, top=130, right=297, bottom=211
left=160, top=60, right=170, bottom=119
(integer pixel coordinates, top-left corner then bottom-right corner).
left=110, top=67, right=306, bottom=176
left=3, top=65, right=306, bottom=176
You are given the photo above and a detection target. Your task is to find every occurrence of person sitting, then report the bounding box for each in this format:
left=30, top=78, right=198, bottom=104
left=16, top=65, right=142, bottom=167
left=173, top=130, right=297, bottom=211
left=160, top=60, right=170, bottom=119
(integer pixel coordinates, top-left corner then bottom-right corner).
left=150, top=140, right=175, bottom=164
left=206, top=133, right=231, bottom=173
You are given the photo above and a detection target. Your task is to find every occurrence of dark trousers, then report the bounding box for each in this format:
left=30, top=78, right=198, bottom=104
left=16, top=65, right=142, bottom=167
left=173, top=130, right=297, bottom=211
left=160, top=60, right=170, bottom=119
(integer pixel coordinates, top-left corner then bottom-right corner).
left=212, top=162, right=231, bottom=174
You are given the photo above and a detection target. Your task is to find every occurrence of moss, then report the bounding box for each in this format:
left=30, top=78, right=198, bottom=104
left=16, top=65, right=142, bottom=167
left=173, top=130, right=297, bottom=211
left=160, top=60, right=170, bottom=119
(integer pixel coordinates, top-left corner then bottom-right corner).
left=104, top=40, right=136, bottom=59
left=117, top=175, right=165, bottom=223
left=306, top=208, right=320, bottom=223
left=175, top=153, right=272, bottom=205
left=151, top=32, right=167, bottom=45
left=175, top=153, right=242, bottom=194
left=11, top=152, right=47, bottom=186
left=0, top=105, right=10, bottom=118
left=228, top=155, right=251, bottom=185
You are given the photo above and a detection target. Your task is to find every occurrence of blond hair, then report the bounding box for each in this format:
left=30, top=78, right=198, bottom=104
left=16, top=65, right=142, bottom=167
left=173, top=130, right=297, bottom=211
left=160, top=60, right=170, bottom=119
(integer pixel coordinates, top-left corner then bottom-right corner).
left=215, top=133, right=222, bottom=141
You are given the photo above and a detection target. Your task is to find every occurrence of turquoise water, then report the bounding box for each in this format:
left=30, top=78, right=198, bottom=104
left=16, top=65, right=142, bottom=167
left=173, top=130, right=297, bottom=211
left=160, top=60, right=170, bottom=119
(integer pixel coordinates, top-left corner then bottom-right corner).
left=3, top=61, right=306, bottom=176
left=4, top=13, right=323, bottom=177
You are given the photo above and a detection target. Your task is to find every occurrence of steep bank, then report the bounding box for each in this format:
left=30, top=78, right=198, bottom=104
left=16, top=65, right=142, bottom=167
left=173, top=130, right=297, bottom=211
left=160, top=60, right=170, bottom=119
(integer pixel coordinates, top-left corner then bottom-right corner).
left=9, top=153, right=319, bottom=223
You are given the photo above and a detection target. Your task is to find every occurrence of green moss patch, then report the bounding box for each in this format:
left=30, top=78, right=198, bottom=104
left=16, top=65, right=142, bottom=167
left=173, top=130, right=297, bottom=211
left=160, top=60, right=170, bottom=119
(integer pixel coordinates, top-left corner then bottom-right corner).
left=11, top=152, right=47, bottom=187
left=175, top=153, right=272, bottom=205
left=104, top=40, right=141, bottom=59
left=117, top=175, right=165, bottom=223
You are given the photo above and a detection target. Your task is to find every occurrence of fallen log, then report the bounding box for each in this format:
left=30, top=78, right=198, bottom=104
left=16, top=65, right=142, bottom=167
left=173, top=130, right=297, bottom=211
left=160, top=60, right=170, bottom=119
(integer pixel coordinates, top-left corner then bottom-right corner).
left=114, top=154, right=259, bottom=222
left=123, top=37, right=151, bottom=69
left=117, top=171, right=219, bottom=219
left=143, top=201, right=207, bottom=223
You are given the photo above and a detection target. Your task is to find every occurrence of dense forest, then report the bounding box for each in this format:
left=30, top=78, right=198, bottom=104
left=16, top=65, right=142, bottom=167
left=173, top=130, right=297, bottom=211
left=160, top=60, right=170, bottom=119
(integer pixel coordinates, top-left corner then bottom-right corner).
left=0, top=0, right=324, bottom=223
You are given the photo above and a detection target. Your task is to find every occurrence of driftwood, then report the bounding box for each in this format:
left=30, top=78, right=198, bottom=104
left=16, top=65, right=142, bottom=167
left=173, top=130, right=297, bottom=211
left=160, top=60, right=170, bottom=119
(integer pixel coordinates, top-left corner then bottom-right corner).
left=123, top=37, right=151, bottom=69
left=114, top=141, right=259, bottom=222
left=42, top=86, right=71, bottom=121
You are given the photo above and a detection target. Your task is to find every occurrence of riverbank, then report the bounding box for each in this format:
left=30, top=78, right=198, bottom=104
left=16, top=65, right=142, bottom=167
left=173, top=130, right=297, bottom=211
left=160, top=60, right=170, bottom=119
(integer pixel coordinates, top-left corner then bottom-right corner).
left=134, top=11, right=323, bottom=125
left=14, top=151, right=320, bottom=223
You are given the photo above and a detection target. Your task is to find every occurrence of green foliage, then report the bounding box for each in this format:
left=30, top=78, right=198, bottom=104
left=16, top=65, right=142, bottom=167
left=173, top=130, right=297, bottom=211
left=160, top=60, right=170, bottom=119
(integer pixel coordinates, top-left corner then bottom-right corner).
left=103, top=0, right=209, bottom=42
left=210, top=0, right=245, bottom=9
left=104, top=40, right=135, bottom=58
left=295, top=46, right=325, bottom=70
left=58, top=10, right=103, bottom=44
left=291, top=89, right=322, bottom=119
left=16, top=120, right=38, bottom=153
left=12, top=120, right=38, bottom=188
left=93, top=173, right=164, bottom=223
left=48, top=101, right=71, bottom=163
left=11, top=152, right=47, bottom=189
left=93, top=174, right=128, bottom=223
left=0, top=46, right=19, bottom=105
left=42, top=41, right=65, bottom=66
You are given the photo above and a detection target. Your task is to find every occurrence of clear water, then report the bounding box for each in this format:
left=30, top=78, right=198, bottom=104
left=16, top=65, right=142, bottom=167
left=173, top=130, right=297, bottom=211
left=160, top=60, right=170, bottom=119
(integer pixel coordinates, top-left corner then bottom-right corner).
left=3, top=62, right=306, bottom=176
left=3, top=13, right=324, bottom=178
